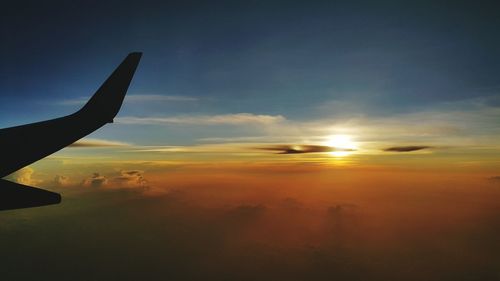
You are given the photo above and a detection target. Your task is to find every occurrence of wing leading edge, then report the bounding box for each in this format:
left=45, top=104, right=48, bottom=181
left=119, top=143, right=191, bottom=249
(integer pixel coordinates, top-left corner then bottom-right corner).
left=0, top=52, right=142, bottom=210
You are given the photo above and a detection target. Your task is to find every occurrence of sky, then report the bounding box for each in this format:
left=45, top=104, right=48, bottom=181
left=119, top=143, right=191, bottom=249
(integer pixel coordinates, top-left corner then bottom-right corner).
left=1, top=1, right=500, bottom=280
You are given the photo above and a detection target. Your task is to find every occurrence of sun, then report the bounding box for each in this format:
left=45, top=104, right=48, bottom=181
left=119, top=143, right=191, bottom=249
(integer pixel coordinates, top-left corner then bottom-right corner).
left=325, top=135, right=357, bottom=157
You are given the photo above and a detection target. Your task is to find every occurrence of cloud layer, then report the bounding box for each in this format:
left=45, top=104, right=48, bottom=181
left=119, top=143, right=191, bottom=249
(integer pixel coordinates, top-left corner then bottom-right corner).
left=1, top=169, right=499, bottom=281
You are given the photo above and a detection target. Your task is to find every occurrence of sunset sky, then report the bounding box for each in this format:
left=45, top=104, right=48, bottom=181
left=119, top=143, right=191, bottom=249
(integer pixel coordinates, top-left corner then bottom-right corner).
left=1, top=1, right=500, bottom=280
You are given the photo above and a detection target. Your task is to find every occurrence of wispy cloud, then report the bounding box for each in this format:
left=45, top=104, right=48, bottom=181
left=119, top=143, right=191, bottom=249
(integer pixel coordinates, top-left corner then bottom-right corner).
left=116, top=113, right=286, bottom=125
left=58, top=98, right=89, bottom=106
left=125, top=94, right=198, bottom=102
left=197, top=136, right=306, bottom=143
left=133, top=144, right=256, bottom=154
left=59, top=94, right=197, bottom=106
left=260, top=144, right=354, bottom=154
left=131, top=143, right=356, bottom=155
left=383, top=146, right=433, bottom=152
left=69, top=138, right=131, bottom=148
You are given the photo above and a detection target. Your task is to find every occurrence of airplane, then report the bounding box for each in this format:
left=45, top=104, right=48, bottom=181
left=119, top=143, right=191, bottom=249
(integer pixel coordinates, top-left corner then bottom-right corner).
left=0, top=52, right=142, bottom=211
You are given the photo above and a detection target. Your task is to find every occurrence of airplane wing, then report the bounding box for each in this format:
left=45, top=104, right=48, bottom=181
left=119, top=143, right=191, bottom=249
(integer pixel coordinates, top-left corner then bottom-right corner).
left=0, top=179, right=61, bottom=211
left=0, top=52, right=142, bottom=210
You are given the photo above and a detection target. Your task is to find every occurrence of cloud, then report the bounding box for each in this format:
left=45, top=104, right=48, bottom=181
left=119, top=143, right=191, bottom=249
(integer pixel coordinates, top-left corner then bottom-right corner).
left=111, top=170, right=149, bottom=189
left=81, top=173, right=108, bottom=187
left=225, top=204, right=267, bottom=223
left=133, top=143, right=255, bottom=154
left=2, top=165, right=500, bottom=281
left=69, top=138, right=130, bottom=148
left=327, top=203, right=358, bottom=215
left=116, top=113, right=286, bottom=125
left=488, top=176, right=500, bottom=181
left=59, top=94, right=197, bottom=106
left=134, top=143, right=344, bottom=155
left=58, top=98, right=90, bottom=106
left=260, top=144, right=354, bottom=154
left=197, top=136, right=300, bottom=143
left=279, top=197, right=304, bottom=210
left=78, top=170, right=157, bottom=194
left=125, top=94, right=198, bottom=102
left=13, top=167, right=39, bottom=186
left=53, top=175, right=70, bottom=187
left=383, top=146, right=432, bottom=152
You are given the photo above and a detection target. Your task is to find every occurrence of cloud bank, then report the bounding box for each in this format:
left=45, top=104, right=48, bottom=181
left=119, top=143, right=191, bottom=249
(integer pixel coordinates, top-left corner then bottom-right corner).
left=1, top=170, right=498, bottom=281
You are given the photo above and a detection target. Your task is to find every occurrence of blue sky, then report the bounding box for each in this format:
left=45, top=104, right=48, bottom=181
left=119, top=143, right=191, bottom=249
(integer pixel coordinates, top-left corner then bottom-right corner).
left=1, top=0, right=499, bottom=147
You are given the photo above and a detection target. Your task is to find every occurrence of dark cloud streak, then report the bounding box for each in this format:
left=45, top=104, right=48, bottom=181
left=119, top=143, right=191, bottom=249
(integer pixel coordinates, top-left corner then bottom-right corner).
left=383, top=146, right=432, bottom=152
left=260, top=145, right=355, bottom=154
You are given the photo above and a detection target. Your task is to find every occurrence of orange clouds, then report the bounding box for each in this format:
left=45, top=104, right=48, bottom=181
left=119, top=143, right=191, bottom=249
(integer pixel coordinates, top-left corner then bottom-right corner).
left=2, top=163, right=500, bottom=280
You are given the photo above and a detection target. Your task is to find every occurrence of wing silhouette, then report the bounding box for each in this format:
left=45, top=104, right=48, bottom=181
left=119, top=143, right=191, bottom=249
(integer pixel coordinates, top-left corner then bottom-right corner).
left=0, top=52, right=142, bottom=210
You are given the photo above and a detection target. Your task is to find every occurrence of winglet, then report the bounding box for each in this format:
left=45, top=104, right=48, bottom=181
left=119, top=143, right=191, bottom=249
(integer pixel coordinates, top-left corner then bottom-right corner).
left=77, top=52, right=142, bottom=123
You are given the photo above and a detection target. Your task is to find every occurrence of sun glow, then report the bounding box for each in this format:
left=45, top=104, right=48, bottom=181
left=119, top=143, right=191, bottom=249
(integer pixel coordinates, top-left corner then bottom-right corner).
left=326, top=135, right=357, bottom=157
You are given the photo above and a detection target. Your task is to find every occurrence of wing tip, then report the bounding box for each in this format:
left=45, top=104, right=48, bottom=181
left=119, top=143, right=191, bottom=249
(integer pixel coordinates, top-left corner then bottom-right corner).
left=76, top=52, right=142, bottom=122
left=0, top=179, right=62, bottom=211
left=128, top=52, right=143, bottom=59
